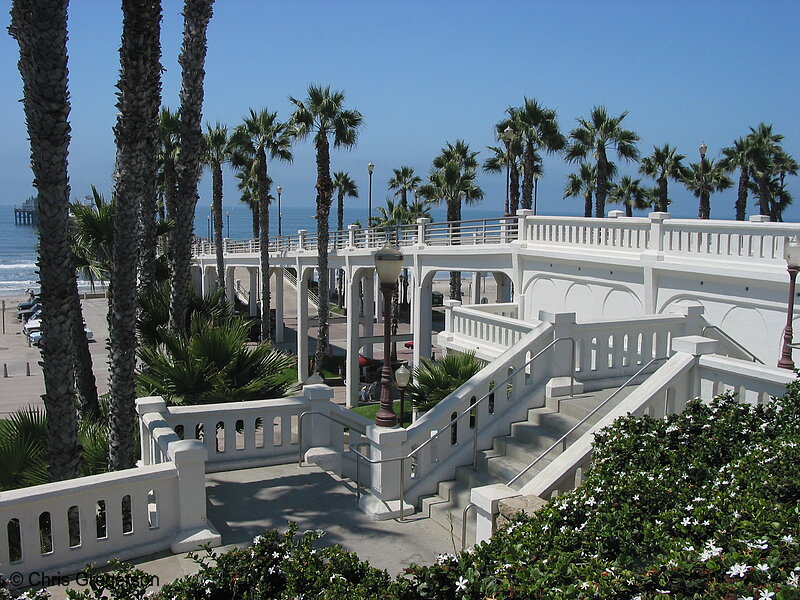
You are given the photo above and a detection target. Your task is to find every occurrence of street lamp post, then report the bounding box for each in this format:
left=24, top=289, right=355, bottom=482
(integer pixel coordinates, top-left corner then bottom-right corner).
left=503, top=126, right=513, bottom=216
left=373, top=245, right=404, bottom=427
left=368, top=162, right=374, bottom=227
left=226, top=211, right=230, bottom=234
left=207, top=216, right=211, bottom=240
left=395, top=363, right=410, bottom=427
left=699, top=142, right=708, bottom=219
left=533, top=174, right=540, bottom=216
left=778, top=236, right=800, bottom=369
left=277, top=186, right=283, bottom=237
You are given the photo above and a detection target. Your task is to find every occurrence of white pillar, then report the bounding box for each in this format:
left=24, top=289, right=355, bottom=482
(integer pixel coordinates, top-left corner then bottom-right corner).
left=345, top=269, right=362, bottom=408
left=275, top=267, right=285, bottom=343
left=412, top=271, right=433, bottom=369
left=225, top=266, right=236, bottom=304
left=493, top=271, right=511, bottom=303
left=471, top=271, right=482, bottom=304
left=297, top=268, right=310, bottom=382
left=358, top=425, right=414, bottom=520
left=362, top=271, right=375, bottom=358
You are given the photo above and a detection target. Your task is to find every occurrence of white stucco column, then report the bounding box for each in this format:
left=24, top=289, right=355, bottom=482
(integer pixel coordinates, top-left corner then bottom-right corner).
left=493, top=271, right=512, bottom=303
left=297, top=268, right=310, bottom=382
left=471, top=271, right=482, bottom=304
left=412, top=271, right=433, bottom=369
left=345, top=269, right=362, bottom=408
left=362, top=271, right=375, bottom=358
left=169, top=440, right=221, bottom=552
left=358, top=425, right=413, bottom=520
left=225, top=266, right=236, bottom=304
left=247, top=267, right=259, bottom=317
left=274, top=267, right=285, bottom=343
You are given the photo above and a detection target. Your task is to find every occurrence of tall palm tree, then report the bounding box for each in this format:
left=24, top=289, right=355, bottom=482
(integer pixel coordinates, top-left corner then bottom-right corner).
left=333, top=171, right=359, bottom=309
left=387, top=166, right=421, bottom=209
left=681, top=159, right=734, bottom=219
left=609, top=176, right=651, bottom=217
left=158, top=107, right=181, bottom=225
left=203, top=123, right=230, bottom=292
left=748, top=123, right=782, bottom=217
left=234, top=168, right=260, bottom=238
left=10, top=0, right=81, bottom=480
left=290, top=85, right=363, bottom=379
left=514, top=98, right=565, bottom=210
left=639, top=144, right=687, bottom=213
left=107, top=0, right=165, bottom=471
left=483, top=140, right=523, bottom=214
left=566, top=106, right=640, bottom=218
left=720, top=136, right=755, bottom=221
left=230, top=109, right=293, bottom=342
left=169, top=0, right=214, bottom=336
left=373, top=198, right=432, bottom=227
left=418, top=147, right=484, bottom=300
left=563, top=163, right=597, bottom=218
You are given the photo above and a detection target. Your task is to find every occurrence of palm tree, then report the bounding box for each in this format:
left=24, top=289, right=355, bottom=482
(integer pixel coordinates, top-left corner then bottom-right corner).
left=158, top=107, right=181, bottom=225
left=106, top=0, right=165, bottom=471
left=609, top=176, right=651, bottom=217
left=483, top=139, right=523, bottom=214
left=10, top=0, right=82, bottom=480
left=333, top=171, right=359, bottom=309
left=566, top=106, right=640, bottom=218
left=514, top=98, right=566, bottom=210
left=720, top=136, right=755, bottom=221
left=289, top=85, right=363, bottom=379
left=230, top=109, right=293, bottom=342
left=639, top=144, right=687, bottom=213
left=681, top=159, right=734, bottom=219
left=564, top=163, right=597, bottom=218
left=234, top=168, right=260, bottom=238
left=373, top=198, right=432, bottom=227
left=203, top=123, right=230, bottom=292
left=406, top=351, right=484, bottom=412
left=169, top=0, right=214, bottom=336
left=418, top=144, right=484, bottom=300
left=387, top=166, right=422, bottom=209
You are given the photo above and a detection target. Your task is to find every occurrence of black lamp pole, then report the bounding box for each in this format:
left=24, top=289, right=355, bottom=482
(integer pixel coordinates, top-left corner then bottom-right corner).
left=368, top=162, right=374, bottom=227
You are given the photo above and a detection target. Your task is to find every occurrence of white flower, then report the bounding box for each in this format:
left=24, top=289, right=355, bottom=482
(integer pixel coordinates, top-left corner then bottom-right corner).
left=755, top=563, right=769, bottom=572
left=787, top=572, right=800, bottom=588
left=253, top=535, right=264, bottom=545
left=580, top=581, right=591, bottom=589
left=455, top=576, right=468, bottom=592
left=727, top=563, right=751, bottom=578
left=436, top=553, right=452, bottom=565
left=586, top=496, right=597, bottom=506
left=329, top=574, right=345, bottom=582
left=748, top=539, right=769, bottom=550
left=655, top=589, right=670, bottom=594
left=739, top=596, right=754, bottom=600
left=758, top=590, right=775, bottom=599
left=783, top=534, right=796, bottom=546
left=633, top=494, right=639, bottom=501
left=273, top=551, right=281, bottom=558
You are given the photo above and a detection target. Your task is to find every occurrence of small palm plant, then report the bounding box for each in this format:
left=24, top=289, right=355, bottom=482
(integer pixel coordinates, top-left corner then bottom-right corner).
left=406, top=351, right=485, bottom=412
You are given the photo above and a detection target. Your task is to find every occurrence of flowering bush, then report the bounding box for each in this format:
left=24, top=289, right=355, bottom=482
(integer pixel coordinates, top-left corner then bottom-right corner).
left=8, top=386, right=798, bottom=599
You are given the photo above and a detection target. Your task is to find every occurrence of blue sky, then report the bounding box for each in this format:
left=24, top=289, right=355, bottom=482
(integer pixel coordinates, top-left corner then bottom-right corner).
left=1, top=0, right=799, bottom=222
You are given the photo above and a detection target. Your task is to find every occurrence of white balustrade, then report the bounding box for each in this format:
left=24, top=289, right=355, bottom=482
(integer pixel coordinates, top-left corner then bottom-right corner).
left=443, top=303, right=534, bottom=357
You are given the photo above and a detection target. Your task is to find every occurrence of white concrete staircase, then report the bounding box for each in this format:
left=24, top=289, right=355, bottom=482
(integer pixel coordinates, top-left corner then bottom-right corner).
left=419, top=384, right=638, bottom=546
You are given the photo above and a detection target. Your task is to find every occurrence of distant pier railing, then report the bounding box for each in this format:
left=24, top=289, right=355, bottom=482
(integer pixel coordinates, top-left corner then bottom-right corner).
left=14, top=204, right=38, bottom=226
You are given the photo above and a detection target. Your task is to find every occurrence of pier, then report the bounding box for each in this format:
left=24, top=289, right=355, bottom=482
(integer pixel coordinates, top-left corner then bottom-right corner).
left=14, top=197, right=38, bottom=226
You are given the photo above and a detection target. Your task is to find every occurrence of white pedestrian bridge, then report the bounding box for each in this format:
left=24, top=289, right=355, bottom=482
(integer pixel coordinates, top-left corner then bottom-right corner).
left=2, top=211, right=799, bottom=584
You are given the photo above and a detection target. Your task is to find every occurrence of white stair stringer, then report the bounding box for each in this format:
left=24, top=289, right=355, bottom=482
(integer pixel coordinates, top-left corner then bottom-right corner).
left=419, top=385, right=639, bottom=547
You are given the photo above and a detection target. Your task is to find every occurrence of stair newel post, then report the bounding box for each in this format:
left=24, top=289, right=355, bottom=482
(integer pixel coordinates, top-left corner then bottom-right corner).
left=347, top=223, right=358, bottom=248
left=416, top=217, right=430, bottom=247
left=539, top=311, right=578, bottom=392
left=359, top=425, right=413, bottom=520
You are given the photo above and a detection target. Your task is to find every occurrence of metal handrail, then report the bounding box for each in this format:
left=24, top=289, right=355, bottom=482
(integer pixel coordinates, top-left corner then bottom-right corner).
left=461, top=502, right=477, bottom=551
left=297, top=410, right=368, bottom=467
left=506, top=355, right=669, bottom=487
left=701, top=325, right=764, bottom=364
left=349, top=336, right=577, bottom=520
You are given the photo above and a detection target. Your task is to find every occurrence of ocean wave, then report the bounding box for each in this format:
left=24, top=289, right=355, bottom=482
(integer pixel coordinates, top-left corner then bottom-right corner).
left=0, top=263, right=37, bottom=270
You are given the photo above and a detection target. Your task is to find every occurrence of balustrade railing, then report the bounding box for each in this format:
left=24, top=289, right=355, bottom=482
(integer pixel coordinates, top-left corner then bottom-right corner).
left=444, top=302, right=534, bottom=355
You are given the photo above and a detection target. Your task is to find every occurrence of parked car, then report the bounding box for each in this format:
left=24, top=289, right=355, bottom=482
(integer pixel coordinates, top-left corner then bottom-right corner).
left=431, top=290, right=444, bottom=306
left=23, top=310, right=42, bottom=334
left=17, top=302, right=41, bottom=321
left=28, top=327, right=93, bottom=346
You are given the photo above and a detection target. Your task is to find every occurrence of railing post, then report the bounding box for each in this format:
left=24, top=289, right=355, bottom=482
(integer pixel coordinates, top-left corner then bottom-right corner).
left=347, top=224, right=358, bottom=248
left=515, top=209, right=533, bottom=243
left=671, top=335, right=720, bottom=402
left=302, top=383, right=336, bottom=451
left=416, top=217, right=431, bottom=247
left=539, top=311, right=577, bottom=380
left=647, top=211, right=671, bottom=253
left=608, top=209, right=625, bottom=218
left=168, top=439, right=222, bottom=552
left=297, top=229, right=307, bottom=251
left=667, top=302, right=705, bottom=336
left=471, top=484, right=519, bottom=545
left=500, top=216, right=515, bottom=244
left=358, top=425, right=412, bottom=520
left=135, top=396, right=167, bottom=467
left=443, top=299, right=461, bottom=338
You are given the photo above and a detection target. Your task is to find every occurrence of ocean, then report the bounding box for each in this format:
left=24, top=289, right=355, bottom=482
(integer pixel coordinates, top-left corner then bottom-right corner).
left=0, top=200, right=497, bottom=298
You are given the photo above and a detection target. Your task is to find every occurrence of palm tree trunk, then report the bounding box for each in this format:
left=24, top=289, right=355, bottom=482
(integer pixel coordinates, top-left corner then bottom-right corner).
left=10, top=0, right=81, bottom=481
left=70, top=280, right=100, bottom=422
left=584, top=193, right=592, bottom=218
left=314, top=131, right=334, bottom=377
left=658, top=176, right=668, bottom=213
left=521, top=142, right=534, bottom=210
left=595, top=150, right=608, bottom=218
left=109, top=0, right=165, bottom=471
left=734, top=167, right=748, bottom=221
left=447, top=198, right=461, bottom=301
left=257, top=151, right=271, bottom=341
left=757, top=175, right=770, bottom=217
left=137, top=4, right=162, bottom=297
left=212, top=162, right=225, bottom=292
left=170, top=0, right=213, bottom=334
left=250, top=202, right=260, bottom=238
left=509, top=160, right=520, bottom=214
